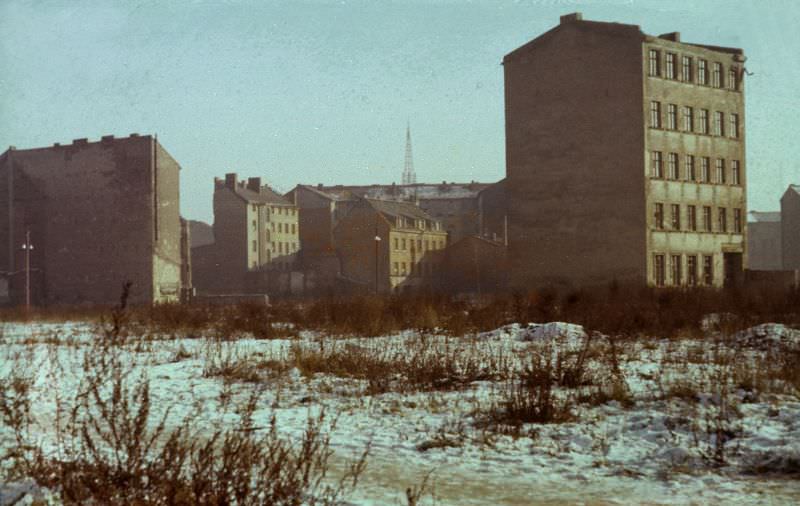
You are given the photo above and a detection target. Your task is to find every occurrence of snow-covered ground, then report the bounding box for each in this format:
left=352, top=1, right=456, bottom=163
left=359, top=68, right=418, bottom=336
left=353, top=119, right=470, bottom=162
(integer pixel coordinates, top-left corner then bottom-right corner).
left=1, top=320, right=799, bottom=505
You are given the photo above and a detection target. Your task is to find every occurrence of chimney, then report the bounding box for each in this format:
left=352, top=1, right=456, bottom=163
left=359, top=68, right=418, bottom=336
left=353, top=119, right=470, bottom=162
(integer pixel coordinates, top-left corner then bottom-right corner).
left=247, top=177, right=262, bottom=193
left=72, top=138, right=88, bottom=146
left=129, top=133, right=139, bottom=138
left=659, top=32, right=681, bottom=42
left=317, top=183, right=323, bottom=189
left=225, top=173, right=238, bottom=189
left=53, top=143, right=61, bottom=148
left=101, top=135, right=115, bottom=143
left=560, top=12, right=583, bottom=24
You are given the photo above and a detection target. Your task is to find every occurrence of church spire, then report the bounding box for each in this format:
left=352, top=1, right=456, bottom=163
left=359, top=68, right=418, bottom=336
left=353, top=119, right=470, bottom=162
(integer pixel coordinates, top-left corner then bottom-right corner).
left=402, top=123, right=416, bottom=185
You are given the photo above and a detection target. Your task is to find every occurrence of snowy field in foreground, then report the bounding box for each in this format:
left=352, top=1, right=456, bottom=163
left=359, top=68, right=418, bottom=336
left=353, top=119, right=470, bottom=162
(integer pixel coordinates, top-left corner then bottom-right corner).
left=1, top=320, right=799, bottom=505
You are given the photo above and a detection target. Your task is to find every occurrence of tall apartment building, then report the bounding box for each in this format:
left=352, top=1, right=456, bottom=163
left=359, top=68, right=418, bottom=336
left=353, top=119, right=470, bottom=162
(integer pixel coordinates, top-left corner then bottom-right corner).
left=0, top=134, right=188, bottom=305
left=334, top=198, right=447, bottom=293
left=191, top=173, right=299, bottom=295
left=505, top=13, right=746, bottom=288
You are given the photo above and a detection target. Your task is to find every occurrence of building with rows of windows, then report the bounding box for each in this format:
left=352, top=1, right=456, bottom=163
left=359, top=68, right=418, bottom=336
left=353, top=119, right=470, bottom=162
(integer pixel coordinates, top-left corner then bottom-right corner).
left=191, top=173, right=301, bottom=295
left=504, top=12, right=746, bottom=288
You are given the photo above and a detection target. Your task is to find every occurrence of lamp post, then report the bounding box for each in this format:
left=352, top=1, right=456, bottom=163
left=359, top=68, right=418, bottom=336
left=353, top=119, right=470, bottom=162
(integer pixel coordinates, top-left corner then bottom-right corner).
left=374, top=226, right=381, bottom=295
left=21, top=229, right=33, bottom=313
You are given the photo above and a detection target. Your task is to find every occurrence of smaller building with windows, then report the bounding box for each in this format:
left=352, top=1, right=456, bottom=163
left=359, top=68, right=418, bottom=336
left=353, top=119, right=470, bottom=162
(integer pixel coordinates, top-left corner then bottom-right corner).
left=192, top=173, right=300, bottom=296
left=333, top=197, right=447, bottom=293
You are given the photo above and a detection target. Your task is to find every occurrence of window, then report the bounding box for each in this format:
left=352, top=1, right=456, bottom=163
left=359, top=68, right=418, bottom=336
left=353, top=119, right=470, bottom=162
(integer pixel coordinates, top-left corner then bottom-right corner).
left=687, top=205, right=697, bottom=231
left=703, top=255, right=713, bottom=285
left=727, top=67, right=738, bottom=91
left=731, top=160, right=741, bottom=185
left=666, top=53, right=676, bottom=79
left=685, top=155, right=696, bottom=181
left=668, top=153, right=679, bottom=179
left=714, top=111, right=725, bottom=136
left=393, top=262, right=398, bottom=274
left=683, top=106, right=694, bottom=132
left=712, top=62, right=723, bottom=88
left=667, top=104, right=678, bottom=130
left=425, top=240, right=430, bottom=250
left=252, top=240, right=257, bottom=253
left=252, top=219, right=257, bottom=231
left=401, top=262, right=407, bottom=275
left=734, top=208, right=743, bottom=233
left=718, top=207, right=727, bottom=233
left=654, top=203, right=665, bottom=229
left=417, top=239, right=422, bottom=251
left=394, top=238, right=399, bottom=250
left=729, top=113, right=739, bottom=139
left=699, top=109, right=709, bottom=134
left=401, top=238, right=406, bottom=250
left=671, top=204, right=681, bottom=230
left=715, top=159, right=726, bottom=184
left=654, top=254, right=666, bottom=287
left=651, top=151, right=664, bottom=178
left=291, top=224, right=296, bottom=234
left=278, top=223, right=283, bottom=233
left=703, top=206, right=712, bottom=231
left=700, top=157, right=711, bottom=182
left=687, top=255, right=698, bottom=286
left=648, top=49, right=660, bottom=77
left=650, top=101, right=662, bottom=128
left=278, top=242, right=283, bottom=254
left=681, top=55, right=693, bottom=82
left=698, top=59, right=708, bottom=85
left=671, top=254, right=682, bottom=285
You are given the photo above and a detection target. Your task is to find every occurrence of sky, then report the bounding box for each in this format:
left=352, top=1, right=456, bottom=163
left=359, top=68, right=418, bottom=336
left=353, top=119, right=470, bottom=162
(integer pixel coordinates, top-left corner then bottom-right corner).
left=1, top=0, right=798, bottom=223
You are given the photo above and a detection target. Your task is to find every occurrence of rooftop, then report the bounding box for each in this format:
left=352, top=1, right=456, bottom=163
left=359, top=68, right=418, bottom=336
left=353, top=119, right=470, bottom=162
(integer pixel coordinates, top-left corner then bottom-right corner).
left=364, top=198, right=437, bottom=224
left=749, top=211, right=781, bottom=223
left=504, top=12, right=744, bottom=63
left=308, top=182, right=492, bottom=202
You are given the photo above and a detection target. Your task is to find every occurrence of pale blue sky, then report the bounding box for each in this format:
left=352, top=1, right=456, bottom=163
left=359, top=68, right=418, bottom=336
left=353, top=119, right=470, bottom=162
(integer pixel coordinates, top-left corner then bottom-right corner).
left=1, top=0, right=798, bottom=223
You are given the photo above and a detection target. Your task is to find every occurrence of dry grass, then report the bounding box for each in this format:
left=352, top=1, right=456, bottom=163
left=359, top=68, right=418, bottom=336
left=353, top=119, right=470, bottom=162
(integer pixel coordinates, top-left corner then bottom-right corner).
left=0, top=289, right=369, bottom=505
left=290, top=335, right=511, bottom=394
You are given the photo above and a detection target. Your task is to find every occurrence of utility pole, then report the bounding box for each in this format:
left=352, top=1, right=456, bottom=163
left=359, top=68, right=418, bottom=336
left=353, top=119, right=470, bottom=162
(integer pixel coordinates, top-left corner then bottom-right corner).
left=21, top=229, right=33, bottom=313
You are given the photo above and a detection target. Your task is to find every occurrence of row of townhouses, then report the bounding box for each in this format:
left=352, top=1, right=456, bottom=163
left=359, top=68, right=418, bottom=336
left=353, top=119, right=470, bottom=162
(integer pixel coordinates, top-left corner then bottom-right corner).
left=1, top=13, right=797, bottom=306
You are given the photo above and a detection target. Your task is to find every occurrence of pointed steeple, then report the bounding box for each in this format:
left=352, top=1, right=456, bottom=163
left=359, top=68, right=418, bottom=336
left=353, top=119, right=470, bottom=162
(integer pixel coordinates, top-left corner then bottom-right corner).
left=402, top=123, right=416, bottom=185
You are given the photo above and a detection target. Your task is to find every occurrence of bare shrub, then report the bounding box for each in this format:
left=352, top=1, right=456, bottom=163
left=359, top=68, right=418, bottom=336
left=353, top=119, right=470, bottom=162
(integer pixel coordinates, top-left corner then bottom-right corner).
left=478, top=351, right=574, bottom=433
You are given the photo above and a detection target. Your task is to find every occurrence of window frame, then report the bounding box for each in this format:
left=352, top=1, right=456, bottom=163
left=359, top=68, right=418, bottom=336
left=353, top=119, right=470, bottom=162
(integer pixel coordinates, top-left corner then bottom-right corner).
left=648, top=49, right=661, bottom=77
left=667, top=104, right=678, bottom=130
left=681, top=55, right=693, bottom=82
left=654, top=202, right=665, bottom=230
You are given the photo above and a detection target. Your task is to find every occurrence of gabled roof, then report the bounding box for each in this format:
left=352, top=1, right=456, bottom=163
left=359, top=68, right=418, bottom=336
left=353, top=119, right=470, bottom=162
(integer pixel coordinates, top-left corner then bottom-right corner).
left=232, top=184, right=291, bottom=205
left=294, top=184, right=353, bottom=202
left=364, top=198, right=436, bottom=223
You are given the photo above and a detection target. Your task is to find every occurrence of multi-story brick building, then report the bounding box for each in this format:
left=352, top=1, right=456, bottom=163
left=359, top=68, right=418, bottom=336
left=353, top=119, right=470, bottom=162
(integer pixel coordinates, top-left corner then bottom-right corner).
left=0, top=134, right=188, bottom=305
left=192, top=173, right=300, bottom=295
left=334, top=198, right=447, bottom=293
left=504, top=13, right=746, bottom=288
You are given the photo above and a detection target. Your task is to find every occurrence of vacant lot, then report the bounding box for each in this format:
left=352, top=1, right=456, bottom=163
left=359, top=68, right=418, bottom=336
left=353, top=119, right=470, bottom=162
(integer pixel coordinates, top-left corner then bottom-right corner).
left=1, top=295, right=799, bottom=505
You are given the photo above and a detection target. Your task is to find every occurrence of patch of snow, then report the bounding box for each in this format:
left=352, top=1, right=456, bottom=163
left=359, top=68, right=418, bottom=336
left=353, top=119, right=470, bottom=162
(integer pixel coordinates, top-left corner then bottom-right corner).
left=733, top=323, right=800, bottom=350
